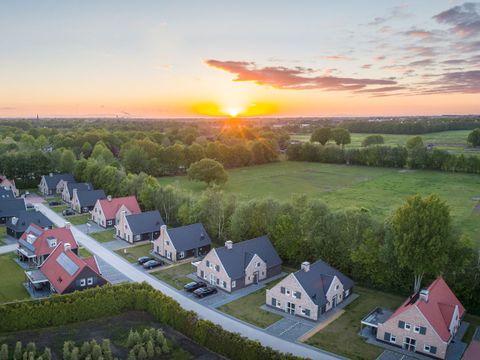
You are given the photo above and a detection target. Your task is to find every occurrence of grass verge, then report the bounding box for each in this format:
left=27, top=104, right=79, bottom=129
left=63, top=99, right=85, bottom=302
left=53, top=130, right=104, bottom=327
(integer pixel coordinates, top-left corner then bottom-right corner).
left=152, top=263, right=196, bottom=290
left=0, top=253, right=29, bottom=303
left=115, top=243, right=152, bottom=263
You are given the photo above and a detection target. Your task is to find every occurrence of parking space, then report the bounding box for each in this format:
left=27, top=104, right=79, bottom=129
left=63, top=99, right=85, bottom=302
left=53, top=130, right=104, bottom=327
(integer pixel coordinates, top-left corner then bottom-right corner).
left=96, top=257, right=131, bottom=284
left=265, top=315, right=315, bottom=341
left=76, top=222, right=105, bottom=234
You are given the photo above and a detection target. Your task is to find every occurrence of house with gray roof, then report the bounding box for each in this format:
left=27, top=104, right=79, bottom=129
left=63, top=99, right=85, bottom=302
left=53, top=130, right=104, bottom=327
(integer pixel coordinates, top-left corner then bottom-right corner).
left=38, top=173, right=75, bottom=195
left=196, top=236, right=282, bottom=293
left=62, top=182, right=93, bottom=203
left=116, top=210, right=165, bottom=243
left=152, top=223, right=212, bottom=262
left=266, top=260, right=354, bottom=320
left=71, top=189, right=106, bottom=213
left=0, top=187, right=15, bottom=200
left=0, top=198, right=26, bottom=225
left=6, top=210, right=54, bottom=238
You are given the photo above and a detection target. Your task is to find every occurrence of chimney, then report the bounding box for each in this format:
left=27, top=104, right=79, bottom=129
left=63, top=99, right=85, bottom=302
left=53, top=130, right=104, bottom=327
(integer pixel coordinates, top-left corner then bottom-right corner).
left=11, top=217, right=18, bottom=226
left=225, top=240, right=233, bottom=250
left=27, top=234, right=36, bottom=244
left=107, top=195, right=112, bottom=202
left=49, top=173, right=53, bottom=177
left=73, top=188, right=78, bottom=195
left=200, top=232, right=204, bottom=239
left=64, top=243, right=72, bottom=252
left=160, top=225, right=167, bottom=239
left=301, top=261, right=310, bottom=272
left=64, top=221, right=71, bottom=229
left=419, top=289, right=429, bottom=303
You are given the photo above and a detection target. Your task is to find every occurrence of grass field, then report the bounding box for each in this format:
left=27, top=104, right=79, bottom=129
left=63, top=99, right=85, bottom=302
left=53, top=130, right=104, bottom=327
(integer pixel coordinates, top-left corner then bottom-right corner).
left=158, top=161, right=480, bottom=244
left=306, top=286, right=404, bottom=360
left=290, top=130, right=479, bottom=156
left=0, top=227, right=6, bottom=245
left=115, top=243, right=152, bottom=263
left=0, top=253, right=29, bottom=303
left=152, top=263, right=196, bottom=289
left=66, top=213, right=90, bottom=225
left=218, top=277, right=286, bottom=328
left=91, top=229, right=115, bottom=243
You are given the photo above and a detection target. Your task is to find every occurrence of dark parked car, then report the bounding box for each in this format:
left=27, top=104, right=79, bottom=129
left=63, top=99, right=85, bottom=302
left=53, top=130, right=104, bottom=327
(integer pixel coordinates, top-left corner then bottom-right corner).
left=184, top=281, right=206, bottom=292
left=193, top=286, right=218, bottom=298
left=48, top=201, right=62, bottom=206
left=62, top=208, right=76, bottom=216
left=142, top=259, right=162, bottom=269
left=137, top=256, right=152, bottom=265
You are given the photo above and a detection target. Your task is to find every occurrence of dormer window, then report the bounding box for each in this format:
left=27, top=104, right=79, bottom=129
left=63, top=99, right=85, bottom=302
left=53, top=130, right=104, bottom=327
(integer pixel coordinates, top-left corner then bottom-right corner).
left=256, top=262, right=261, bottom=267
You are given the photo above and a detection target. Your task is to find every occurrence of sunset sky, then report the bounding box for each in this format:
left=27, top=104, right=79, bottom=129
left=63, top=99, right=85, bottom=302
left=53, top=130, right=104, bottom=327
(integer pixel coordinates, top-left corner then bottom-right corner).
left=1, top=1, right=480, bottom=118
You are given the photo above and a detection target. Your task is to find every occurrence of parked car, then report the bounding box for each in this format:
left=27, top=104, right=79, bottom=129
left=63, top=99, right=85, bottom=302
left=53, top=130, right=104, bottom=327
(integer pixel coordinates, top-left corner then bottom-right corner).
left=142, top=259, right=162, bottom=269
left=184, top=281, right=206, bottom=292
left=137, top=256, right=152, bottom=265
left=62, top=208, right=76, bottom=216
left=48, top=201, right=61, bottom=206
left=193, top=286, right=218, bottom=298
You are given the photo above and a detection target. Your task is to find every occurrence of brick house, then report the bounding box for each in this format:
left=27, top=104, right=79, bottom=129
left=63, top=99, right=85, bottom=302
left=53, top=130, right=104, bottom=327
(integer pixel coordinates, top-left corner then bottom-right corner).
left=6, top=210, right=53, bottom=238
left=61, top=182, right=93, bottom=203
left=152, top=223, right=211, bottom=262
left=90, top=195, right=141, bottom=228
left=266, top=260, right=354, bottom=321
left=196, top=236, right=282, bottom=293
left=115, top=210, right=164, bottom=243
left=17, top=223, right=78, bottom=268
left=71, top=189, right=106, bottom=214
left=0, top=175, right=19, bottom=197
left=376, top=278, right=465, bottom=359
left=25, top=242, right=107, bottom=295
left=38, top=173, right=75, bottom=195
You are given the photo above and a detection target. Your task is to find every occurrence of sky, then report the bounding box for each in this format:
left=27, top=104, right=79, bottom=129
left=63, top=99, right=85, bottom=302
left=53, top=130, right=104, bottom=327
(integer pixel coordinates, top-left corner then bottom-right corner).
left=1, top=1, right=480, bottom=118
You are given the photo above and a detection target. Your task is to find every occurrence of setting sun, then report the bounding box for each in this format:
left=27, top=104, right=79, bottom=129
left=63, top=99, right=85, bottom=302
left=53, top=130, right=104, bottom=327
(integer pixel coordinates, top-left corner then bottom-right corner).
left=224, top=106, right=243, bottom=118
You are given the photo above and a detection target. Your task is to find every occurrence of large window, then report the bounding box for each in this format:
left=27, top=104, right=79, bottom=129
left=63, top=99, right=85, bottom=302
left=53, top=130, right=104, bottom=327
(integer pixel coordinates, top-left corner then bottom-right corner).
left=80, top=279, right=86, bottom=287
left=87, top=277, right=93, bottom=285
left=232, top=281, right=236, bottom=288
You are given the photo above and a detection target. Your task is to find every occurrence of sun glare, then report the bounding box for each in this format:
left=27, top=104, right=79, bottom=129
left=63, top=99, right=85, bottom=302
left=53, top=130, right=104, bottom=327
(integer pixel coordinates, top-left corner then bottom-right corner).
left=225, top=107, right=242, bottom=118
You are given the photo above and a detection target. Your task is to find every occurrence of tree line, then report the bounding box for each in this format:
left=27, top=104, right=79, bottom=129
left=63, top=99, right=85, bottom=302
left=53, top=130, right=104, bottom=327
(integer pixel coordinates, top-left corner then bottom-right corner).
left=0, top=283, right=303, bottom=360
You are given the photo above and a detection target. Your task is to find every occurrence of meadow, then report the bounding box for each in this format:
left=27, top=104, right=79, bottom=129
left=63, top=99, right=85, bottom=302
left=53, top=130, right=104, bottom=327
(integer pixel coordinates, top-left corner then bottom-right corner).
left=158, top=161, right=480, bottom=244
left=290, top=130, right=479, bottom=156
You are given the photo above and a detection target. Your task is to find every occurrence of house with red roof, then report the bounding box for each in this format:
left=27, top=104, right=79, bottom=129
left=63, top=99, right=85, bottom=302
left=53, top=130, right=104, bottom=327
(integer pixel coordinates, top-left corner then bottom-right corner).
left=376, top=278, right=465, bottom=359
left=90, top=195, right=141, bottom=228
left=0, top=175, right=19, bottom=197
left=17, top=223, right=78, bottom=268
left=25, top=242, right=107, bottom=295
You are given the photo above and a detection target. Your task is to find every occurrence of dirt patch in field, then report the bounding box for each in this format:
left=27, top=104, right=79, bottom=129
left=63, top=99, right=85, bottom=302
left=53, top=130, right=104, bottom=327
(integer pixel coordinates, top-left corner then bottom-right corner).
left=0, top=311, right=225, bottom=360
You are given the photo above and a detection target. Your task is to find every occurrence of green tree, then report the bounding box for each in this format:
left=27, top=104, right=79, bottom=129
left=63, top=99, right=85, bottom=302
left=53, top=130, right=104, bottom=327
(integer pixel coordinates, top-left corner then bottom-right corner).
left=467, top=128, right=480, bottom=146
left=0, top=344, right=8, bottom=360
left=406, top=136, right=424, bottom=149
left=310, top=127, right=331, bottom=145
left=391, top=194, right=452, bottom=292
left=330, top=128, right=351, bottom=148
left=361, top=135, right=384, bottom=147
left=81, top=142, right=93, bottom=158
left=187, top=159, right=228, bottom=186
left=14, top=342, right=22, bottom=360
left=122, top=145, right=150, bottom=174
left=60, top=149, right=76, bottom=173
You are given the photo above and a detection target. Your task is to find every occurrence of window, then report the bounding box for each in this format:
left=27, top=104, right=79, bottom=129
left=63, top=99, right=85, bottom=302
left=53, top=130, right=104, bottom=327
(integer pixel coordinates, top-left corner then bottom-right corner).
left=280, top=286, right=286, bottom=294
left=166, top=240, right=170, bottom=246
left=232, top=281, right=236, bottom=288
left=206, top=260, right=210, bottom=267
left=272, top=298, right=277, bottom=307
left=414, top=325, right=420, bottom=334
left=222, top=281, right=227, bottom=288
left=424, top=345, right=430, bottom=352
left=345, top=289, right=350, bottom=297
left=178, top=252, right=185, bottom=259
left=335, top=284, right=339, bottom=290
left=430, top=346, right=437, bottom=354
left=80, top=279, right=86, bottom=287
left=215, top=265, right=220, bottom=272
left=419, top=326, right=427, bottom=335
left=256, top=262, right=260, bottom=267
left=303, top=309, right=310, bottom=317
left=286, top=289, right=291, bottom=296
left=390, top=335, right=396, bottom=344
left=405, top=323, right=411, bottom=331
left=384, top=332, right=391, bottom=342
left=87, top=277, right=93, bottom=285
left=293, top=291, right=302, bottom=299
left=200, top=270, right=204, bottom=278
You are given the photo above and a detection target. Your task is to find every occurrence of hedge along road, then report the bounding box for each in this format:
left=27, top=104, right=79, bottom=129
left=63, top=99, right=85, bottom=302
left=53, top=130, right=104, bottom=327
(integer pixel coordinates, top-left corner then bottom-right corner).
left=36, top=204, right=344, bottom=360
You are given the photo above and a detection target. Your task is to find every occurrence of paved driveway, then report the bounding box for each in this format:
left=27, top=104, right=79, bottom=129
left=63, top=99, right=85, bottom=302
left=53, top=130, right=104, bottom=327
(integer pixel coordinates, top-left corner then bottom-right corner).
left=37, top=204, right=344, bottom=360
left=0, top=244, right=17, bottom=255
left=266, top=318, right=315, bottom=342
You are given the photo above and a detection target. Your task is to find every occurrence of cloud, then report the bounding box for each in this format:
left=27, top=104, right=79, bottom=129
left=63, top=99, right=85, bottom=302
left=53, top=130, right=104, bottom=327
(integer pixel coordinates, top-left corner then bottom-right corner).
left=433, top=2, right=480, bottom=37
left=361, top=64, right=372, bottom=69
left=205, top=59, right=397, bottom=91
left=368, top=5, right=412, bottom=26
left=320, top=55, right=354, bottom=61
left=355, top=86, right=406, bottom=93
left=403, top=29, right=434, bottom=38
left=454, top=40, right=480, bottom=52
left=409, top=59, right=435, bottom=66
left=405, top=46, right=437, bottom=57
left=424, top=70, right=480, bottom=94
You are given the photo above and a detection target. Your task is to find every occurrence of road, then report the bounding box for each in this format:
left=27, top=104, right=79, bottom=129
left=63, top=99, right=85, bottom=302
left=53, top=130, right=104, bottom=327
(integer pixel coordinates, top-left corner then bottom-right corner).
left=37, top=204, right=344, bottom=360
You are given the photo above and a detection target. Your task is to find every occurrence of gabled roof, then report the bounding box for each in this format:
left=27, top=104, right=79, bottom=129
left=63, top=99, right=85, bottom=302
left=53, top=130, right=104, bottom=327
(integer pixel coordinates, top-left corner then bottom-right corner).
left=126, top=210, right=165, bottom=235
left=97, top=196, right=141, bottom=219
left=0, top=198, right=26, bottom=218
left=167, top=223, right=212, bottom=252
left=19, top=224, right=78, bottom=256
left=0, top=176, right=15, bottom=188
left=40, top=242, right=103, bottom=294
left=7, top=210, right=53, bottom=234
left=0, top=187, right=15, bottom=199
left=387, top=277, right=465, bottom=342
left=42, top=173, right=75, bottom=189
left=76, top=189, right=106, bottom=208
left=293, top=260, right=354, bottom=306
left=66, top=182, right=93, bottom=196
left=215, top=235, right=282, bottom=279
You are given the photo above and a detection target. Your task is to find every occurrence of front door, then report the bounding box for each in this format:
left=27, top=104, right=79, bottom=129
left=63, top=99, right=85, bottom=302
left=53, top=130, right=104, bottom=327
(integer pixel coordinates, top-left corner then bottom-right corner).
left=287, top=302, right=295, bottom=315
left=253, top=271, right=259, bottom=284
left=332, top=295, right=337, bottom=308
left=210, top=274, right=216, bottom=285
left=403, top=337, right=416, bottom=352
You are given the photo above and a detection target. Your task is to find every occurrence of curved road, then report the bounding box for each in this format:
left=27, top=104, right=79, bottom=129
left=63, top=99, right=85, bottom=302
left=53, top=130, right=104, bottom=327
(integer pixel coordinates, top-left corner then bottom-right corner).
left=37, top=204, right=344, bottom=360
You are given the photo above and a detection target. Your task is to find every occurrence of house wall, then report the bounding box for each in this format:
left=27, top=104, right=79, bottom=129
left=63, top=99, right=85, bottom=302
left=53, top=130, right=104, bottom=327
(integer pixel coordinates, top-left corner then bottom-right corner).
left=61, top=186, right=71, bottom=203
left=71, top=192, right=81, bottom=213
left=152, top=227, right=178, bottom=261
left=91, top=201, right=108, bottom=227
left=244, top=254, right=267, bottom=286
left=62, top=266, right=107, bottom=294
left=266, top=273, right=319, bottom=321
left=115, top=212, right=133, bottom=243
left=115, top=205, right=134, bottom=225
left=38, top=177, right=51, bottom=195
left=196, top=249, right=234, bottom=292
left=377, top=306, right=448, bottom=359
left=324, top=276, right=345, bottom=313
left=56, top=180, right=68, bottom=194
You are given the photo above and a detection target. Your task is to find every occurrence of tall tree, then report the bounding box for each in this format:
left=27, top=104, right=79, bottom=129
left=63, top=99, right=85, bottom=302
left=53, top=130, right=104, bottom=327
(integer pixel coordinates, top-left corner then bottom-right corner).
left=310, top=127, right=331, bottom=145
left=391, top=194, right=452, bottom=293
left=187, top=159, right=228, bottom=186
left=467, top=128, right=480, bottom=146
left=330, top=128, right=351, bottom=148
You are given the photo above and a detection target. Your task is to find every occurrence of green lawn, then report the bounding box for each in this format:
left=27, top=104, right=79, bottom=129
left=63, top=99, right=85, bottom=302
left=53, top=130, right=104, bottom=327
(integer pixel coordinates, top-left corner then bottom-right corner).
left=115, top=243, right=152, bottom=263
left=0, top=227, right=6, bottom=245
left=66, top=213, right=90, bottom=225
left=52, top=204, right=69, bottom=213
left=0, top=253, right=29, bottom=304
left=90, top=229, right=116, bottom=243
left=152, top=263, right=196, bottom=289
left=218, top=277, right=286, bottom=328
left=78, top=247, right=92, bottom=258
left=290, top=130, right=477, bottom=155
left=464, top=314, right=480, bottom=344
left=158, top=161, right=480, bottom=244
left=306, top=286, right=404, bottom=360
